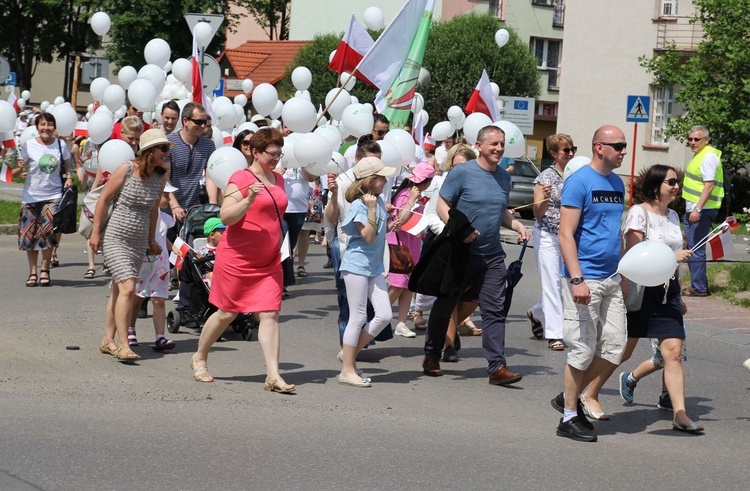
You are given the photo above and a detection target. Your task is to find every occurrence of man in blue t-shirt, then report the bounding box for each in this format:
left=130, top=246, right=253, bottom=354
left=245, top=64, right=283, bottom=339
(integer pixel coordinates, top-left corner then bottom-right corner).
left=552, top=125, right=627, bottom=443
left=422, top=125, right=530, bottom=386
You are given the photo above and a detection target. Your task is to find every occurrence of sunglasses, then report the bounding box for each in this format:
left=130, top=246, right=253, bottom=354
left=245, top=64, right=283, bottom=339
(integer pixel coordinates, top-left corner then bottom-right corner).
left=687, top=136, right=705, bottom=142
left=264, top=150, right=283, bottom=159
left=663, top=178, right=680, bottom=186
left=187, top=117, right=208, bottom=126
left=241, top=140, right=253, bottom=147
left=155, top=144, right=171, bottom=152
left=597, top=142, right=627, bottom=151
left=375, top=129, right=389, bottom=137
left=560, top=146, right=577, bottom=154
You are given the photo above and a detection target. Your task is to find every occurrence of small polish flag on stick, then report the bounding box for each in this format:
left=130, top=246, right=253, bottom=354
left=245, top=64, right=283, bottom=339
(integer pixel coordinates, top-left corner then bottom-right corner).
left=169, top=251, right=184, bottom=270
left=709, top=223, right=734, bottom=260
left=173, top=237, right=192, bottom=258
left=1, top=131, right=16, bottom=149
left=74, top=122, right=88, bottom=137
left=0, top=162, right=13, bottom=183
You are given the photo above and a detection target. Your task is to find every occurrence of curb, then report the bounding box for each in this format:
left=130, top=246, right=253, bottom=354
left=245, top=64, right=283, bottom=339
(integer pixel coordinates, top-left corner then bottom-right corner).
left=0, top=224, right=18, bottom=235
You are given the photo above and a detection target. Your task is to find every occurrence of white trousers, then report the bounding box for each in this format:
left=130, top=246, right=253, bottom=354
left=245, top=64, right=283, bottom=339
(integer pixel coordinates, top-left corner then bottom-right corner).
left=342, top=272, right=393, bottom=347
left=530, top=226, right=564, bottom=340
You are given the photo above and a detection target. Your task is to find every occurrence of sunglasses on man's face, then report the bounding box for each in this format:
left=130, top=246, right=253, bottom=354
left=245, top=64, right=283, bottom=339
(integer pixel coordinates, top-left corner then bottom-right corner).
left=597, top=142, right=627, bottom=152
left=375, top=129, right=389, bottom=137
left=187, top=117, right=208, bottom=126
left=687, top=136, right=705, bottom=143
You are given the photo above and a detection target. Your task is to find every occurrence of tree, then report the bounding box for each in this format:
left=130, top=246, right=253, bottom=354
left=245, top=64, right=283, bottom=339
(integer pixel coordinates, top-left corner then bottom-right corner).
left=640, top=0, right=750, bottom=173
left=233, top=0, right=290, bottom=40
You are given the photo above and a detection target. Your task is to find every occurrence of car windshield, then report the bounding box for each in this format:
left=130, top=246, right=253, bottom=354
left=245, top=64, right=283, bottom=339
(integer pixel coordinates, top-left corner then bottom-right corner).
left=509, top=160, right=539, bottom=177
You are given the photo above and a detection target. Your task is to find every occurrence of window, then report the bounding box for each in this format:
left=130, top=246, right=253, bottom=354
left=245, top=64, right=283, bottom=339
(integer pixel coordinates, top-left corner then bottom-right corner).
left=489, top=0, right=503, bottom=17
left=530, top=38, right=561, bottom=69
left=660, top=0, right=678, bottom=17
left=651, top=86, right=674, bottom=145
left=532, top=0, right=554, bottom=5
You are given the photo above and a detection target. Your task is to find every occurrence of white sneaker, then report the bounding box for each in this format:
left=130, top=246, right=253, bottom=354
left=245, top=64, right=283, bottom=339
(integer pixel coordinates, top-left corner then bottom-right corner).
left=172, top=292, right=180, bottom=303
left=743, top=358, right=750, bottom=373
left=394, top=322, right=416, bottom=338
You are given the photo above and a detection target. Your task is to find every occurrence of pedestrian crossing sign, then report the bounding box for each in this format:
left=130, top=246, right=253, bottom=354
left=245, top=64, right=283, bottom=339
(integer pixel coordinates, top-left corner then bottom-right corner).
left=626, top=95, right=650, bottom=123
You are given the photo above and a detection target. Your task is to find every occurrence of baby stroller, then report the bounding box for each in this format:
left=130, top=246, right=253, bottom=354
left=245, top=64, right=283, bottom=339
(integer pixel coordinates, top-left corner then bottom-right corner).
left=166, top=204, right=259, bottom=341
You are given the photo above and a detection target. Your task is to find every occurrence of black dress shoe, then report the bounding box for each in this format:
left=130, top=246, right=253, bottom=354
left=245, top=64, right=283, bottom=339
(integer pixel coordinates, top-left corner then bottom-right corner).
left=488, top=365, right=522, bottom=386
left=556, top=416, right=597, bottom=442
left=551, top=392, right=594, bottom=430
left=323, top=258, right=333, bottom=269
left=422, top=354, right=443, bottom=376
left=442, top=345, right=458, bottom=362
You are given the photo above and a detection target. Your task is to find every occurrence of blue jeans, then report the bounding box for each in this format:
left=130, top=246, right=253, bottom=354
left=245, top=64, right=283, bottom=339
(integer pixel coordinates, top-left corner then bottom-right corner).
left=330, top=235, right=349, bottom=345
left=683, top=208, right=718, bottom=293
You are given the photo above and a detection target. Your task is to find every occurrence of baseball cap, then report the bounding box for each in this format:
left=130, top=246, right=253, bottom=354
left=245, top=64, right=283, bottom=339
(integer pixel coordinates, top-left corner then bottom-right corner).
left=204, top=217, right=227, bottom=235
left=352, top=157, right=397, bottom=179
left=406, top=161, right=436, bottom=184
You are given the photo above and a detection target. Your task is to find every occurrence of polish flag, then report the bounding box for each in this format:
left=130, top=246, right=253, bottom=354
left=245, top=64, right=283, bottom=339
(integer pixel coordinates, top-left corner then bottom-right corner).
left=1, top=131, right=16, bottom=149
left=74, top=122, right=89, bottom=137
left=191, top=33, right=203, bottom=105
left=173, top=237, right=192, bottom=258
left=328, top=14, right=375, bottom=86
left=7, top=92, right=20, bottom=113
left=725, top=216, right=740, bottom=231
left=222, top=131, right=233, bottom=146
left=400, top=205, right=430, bottom=236
left=169, top=251, right=184, bottom=270
left=709, top=224, right=734, bottom=260
left=0, top=162, right=13, bottom=183
left=464, top=69, right=501, bottom=121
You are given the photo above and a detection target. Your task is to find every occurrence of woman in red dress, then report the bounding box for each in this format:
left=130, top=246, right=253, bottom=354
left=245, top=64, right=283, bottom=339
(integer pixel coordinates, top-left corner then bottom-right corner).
left=189, top=128, right=295, bottom=393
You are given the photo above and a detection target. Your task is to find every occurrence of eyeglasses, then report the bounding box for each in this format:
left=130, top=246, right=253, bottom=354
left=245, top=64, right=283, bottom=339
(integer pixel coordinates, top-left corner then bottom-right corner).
left=187, top=117, right=208, bottom=126
left=687, top=136, right=706, bottom=142
left=560, top=147, right=577, bottom=154
left=596, top=142, right=627, bottom=151
left=375, top=129, right=389, bottom=137
left=264, top=150, right=283, bottom=159
left=155, top=144, right=171, bottom=152
left=663, top=178, right=680, bottom=186
left=241, top=140, right=253, bottom=147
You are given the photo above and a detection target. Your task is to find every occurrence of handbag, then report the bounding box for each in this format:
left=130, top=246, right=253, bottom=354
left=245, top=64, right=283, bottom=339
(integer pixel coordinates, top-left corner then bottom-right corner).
left=624, top=205, right=649, bottom=312
left=388, top=233, right=415, bottom=274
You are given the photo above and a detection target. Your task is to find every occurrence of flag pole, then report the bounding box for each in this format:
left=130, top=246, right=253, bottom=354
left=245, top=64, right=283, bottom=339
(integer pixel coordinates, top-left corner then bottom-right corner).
left=316, top=69, right=359, bottom=125
left=690, top=222, right=729, bottom=252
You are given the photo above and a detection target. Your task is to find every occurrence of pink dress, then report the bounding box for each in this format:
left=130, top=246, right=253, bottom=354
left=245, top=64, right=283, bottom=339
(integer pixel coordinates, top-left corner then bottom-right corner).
left=387, top=187, right=425, bottom=289
left=209, top=169, right=288, bottom=312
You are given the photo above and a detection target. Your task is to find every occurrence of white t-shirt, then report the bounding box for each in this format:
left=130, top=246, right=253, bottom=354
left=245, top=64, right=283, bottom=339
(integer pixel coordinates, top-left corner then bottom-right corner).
left=282, top=168, right=310, bottom=213
left=20, top=138, right=72, bottom=205
left=685, top=152, right=720, bottom=213
left=435, top=145, right=448, bottom=166
left=622, top=205, right=682, bottom=253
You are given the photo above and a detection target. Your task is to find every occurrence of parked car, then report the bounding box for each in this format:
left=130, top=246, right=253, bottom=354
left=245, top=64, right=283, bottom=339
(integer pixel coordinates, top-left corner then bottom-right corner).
left=506, top=156, right=540, bottom=219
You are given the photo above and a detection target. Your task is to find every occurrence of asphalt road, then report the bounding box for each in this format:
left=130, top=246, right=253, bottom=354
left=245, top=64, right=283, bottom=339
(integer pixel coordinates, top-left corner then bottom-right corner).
left=1, top=233, right=748, bottom=491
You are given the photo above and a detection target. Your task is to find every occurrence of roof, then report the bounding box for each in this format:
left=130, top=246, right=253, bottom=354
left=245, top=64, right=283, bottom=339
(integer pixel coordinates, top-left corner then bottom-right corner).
left=218, top=40, right=311, bottom=97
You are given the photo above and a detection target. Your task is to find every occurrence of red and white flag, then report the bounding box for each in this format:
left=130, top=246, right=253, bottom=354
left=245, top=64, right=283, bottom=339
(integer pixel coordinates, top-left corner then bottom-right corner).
left=173, top=237, right=192, bottom=258
left=1, top=131, right=16, bottom=149
left=725, top=216, right=740, bottom=231
left=465, top=69, right=501, bottom=121
left=74, top=122, right=88, bottom=138
left=709, top=224, right=734, bottom=260
left=328, top=14, right=375, bottom=86
left=0, top=162, right=13, bottom=183
left=190, top=33, right=219, bottom=126
left=7, top=92, right=20, bottom=113
left=168, top=251, right=184, bottom=270
left=222, top=131, right=233, bottom=146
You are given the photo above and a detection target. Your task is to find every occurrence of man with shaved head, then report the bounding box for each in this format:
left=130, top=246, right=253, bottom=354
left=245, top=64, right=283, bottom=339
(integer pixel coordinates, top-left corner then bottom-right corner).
left=551, top=125, right=627, bottom=442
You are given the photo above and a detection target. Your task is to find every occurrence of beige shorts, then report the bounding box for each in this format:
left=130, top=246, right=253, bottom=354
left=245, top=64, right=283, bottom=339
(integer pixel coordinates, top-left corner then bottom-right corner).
left=562, top=276, right=626, bottom=370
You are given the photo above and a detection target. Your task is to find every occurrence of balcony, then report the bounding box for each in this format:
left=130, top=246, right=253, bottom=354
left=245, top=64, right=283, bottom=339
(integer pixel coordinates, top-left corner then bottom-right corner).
left=655, top=16, right=704, bottom=51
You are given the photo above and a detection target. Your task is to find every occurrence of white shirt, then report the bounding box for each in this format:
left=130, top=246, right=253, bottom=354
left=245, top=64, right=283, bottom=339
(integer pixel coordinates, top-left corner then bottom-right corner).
left=20, top=138, right=72, bottom=205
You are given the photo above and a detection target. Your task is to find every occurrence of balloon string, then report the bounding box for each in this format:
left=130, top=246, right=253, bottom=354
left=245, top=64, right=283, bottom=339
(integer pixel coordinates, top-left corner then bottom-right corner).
left=510, top=198, right=548, bottom=211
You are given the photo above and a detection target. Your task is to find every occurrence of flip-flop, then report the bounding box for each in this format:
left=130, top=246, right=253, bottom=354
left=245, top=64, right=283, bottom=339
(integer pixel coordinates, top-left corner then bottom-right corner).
left=548, top=339, right=565, bottom=351
left=83, top=268, right=96, bottom=279
left=527, top=310, right=544, bottom=339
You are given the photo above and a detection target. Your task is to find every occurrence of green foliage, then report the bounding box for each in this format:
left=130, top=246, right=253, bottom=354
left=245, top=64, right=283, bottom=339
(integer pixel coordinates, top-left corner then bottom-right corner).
left=233, top=0, right=290, bottom=40
left=0, top=200, right=21, bottom=224
left=640, top=0, right=750, bottom=173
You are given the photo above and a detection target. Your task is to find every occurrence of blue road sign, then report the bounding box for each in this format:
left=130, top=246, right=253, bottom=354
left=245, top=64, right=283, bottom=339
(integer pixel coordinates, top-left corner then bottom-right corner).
left=5, top=72, right=17, bottom=86
left=212, top=79, right=224, bottom=97
left=626, top=95, right=650, bottom=123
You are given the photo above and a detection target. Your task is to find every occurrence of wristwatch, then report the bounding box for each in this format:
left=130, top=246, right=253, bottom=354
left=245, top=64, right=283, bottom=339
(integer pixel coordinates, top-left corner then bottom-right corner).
left=570, top=276, right=584, bottom=285
left=695, top=206, right=702, bottom=213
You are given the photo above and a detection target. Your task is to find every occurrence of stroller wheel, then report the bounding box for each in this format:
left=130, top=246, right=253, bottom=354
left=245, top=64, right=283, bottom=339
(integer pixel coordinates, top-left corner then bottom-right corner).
left=167, top=310, right=181, bottom=333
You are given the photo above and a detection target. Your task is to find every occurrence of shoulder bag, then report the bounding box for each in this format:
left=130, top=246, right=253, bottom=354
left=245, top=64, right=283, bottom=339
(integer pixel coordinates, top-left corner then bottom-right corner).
left=53, top=139, right=78, bottom=234
left=389, top=232, right=415, bottom=275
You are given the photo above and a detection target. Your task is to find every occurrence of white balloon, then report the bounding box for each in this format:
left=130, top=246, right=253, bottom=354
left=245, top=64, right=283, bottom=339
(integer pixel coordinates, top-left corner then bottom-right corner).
left=325, top=88, right=350, bottom=121
left=340, top=72, right=356, bottom=91
left=90, top=12, right=111, bottom=36
left=40, top=101, right=50, bottom=111
left=463, top=112, right=493, bottom=145
left=46, top=104, right=56, bottom=113
left=447, top=105, right=464, bottom=124
left=291, top=66, right=312, bottom=91
left=418, top=109, right=429, bottom=127
left=350, top=95, right=359, bottom=105
left=54, top=96, right=65, bottom=106
left=95, top=105, right=113, bottom=117
left=210, top=126, right=224, bottom=149
left=138, top=64, right=166, bottom=94
left=19, top=126, right=40, bottom=147
left=451, top=113, right=466, bottom=130
left=293, top=132, right=332, bottom=167
left=363, top=6, right=385, bottom=30
left=329, top=50, right=337, bottom=63
left=16, top=98, right=26, bottom=109
left=21, top=90, right=31, bottom=100
left=236, top=122, right=259, bottom=135
left=206, top=147, right=247, bottom=189
left=241, top=79, right=254, bottom=94
left=431, top=121, right=454, bottom=141
left=618, top=241, right=678, bottom=286
left=363, top=103, right=373, bottom=113
left=418, top=67, right=431, bottom=86
left=171, top=58, right=192, bottom=84
left=193, top=22, right=213, bottom=48
left=0, top=101, right=17, bottom=133
left=281, top=97, right=317, bottom=133
left=102, top=84, right=126, bottom=112
left=305, top=160, right=329, bottom=177
left=163, top=61, right=172, bottom=73
left=89, top=77, right=110, bottom=101
left=411, top=93, right=424, bottom=115
left=495, top=29, right=510, bottom=49
left=99, top=139, right=135, bottom=173
left=143, top=111, right=153, bottom=125
left=116, top=66, right=137, bottom=90
left=493, top=120, right=526, bottom=158
left=384, top=129, right=416, bottom=166
left=341, top=104, right=373, bottom=137
left=314, top=125, right=342, bottom=150
left=51, top=104, right=77, bottom=136
left=490, top=82, right=500, bottom=98
left=234, top=94, right=248, bottom=107
left=280, top=136, right=301, bottom=168
left=376, top=140, right=402, bottom=169
left=144, top=38, right=171, bottom=68
left=233, top=104, right=246, bottom=125
left=329, top=152, right=346, bottom=174
left=269, top=100, right=283, bottom=120
left=128, top=79, right=157, bottom=111
left=87, top=112, right=115, bottom=145
left=212, top=97, right=235, bottom=131
left=563, top=156, right=591, bottom=180
left=252, top=83, right=278, bottom=117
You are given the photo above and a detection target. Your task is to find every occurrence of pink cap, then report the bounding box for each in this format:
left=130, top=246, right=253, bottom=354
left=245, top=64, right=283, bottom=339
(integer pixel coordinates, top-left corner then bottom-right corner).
left=406, top=161, right=436, bottom=184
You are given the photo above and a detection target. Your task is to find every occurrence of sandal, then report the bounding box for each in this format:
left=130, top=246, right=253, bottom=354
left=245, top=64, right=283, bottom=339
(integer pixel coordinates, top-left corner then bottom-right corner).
left=83, top=268, right=96, bottom=279
left=190, top=357, right=214, bottom=382
left=99, top=341, right=118, bottom=356
left=264, top=376, right=296, bottom=393
left=113, top=347, right=140, bottom=362
left=548, top=339, right=565, bottom=351
left=527, top=309, right=544, bottom=339
left=26, top=274, right=38, bottom=287
left=412, top=311, right=427, bottom=330
left=153, top=337, right=175, bottom=352
left=457, top=319, right=482, bottom=336
left=127, top=328, right=139, bottom=347
left=50, top=255, right=59, bottom=268
left=39, top=270, right=51, bottom=287
left=296, top=266, right=308, bottom=277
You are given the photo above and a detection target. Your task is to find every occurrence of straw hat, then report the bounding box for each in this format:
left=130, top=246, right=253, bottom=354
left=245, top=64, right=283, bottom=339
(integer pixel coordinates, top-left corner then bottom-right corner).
left=137, top=128, right=175, bottom=156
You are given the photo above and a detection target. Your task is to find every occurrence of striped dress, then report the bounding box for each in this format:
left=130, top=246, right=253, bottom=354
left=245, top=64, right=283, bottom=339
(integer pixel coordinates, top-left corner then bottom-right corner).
left=103, top=162, right=164, bottom=283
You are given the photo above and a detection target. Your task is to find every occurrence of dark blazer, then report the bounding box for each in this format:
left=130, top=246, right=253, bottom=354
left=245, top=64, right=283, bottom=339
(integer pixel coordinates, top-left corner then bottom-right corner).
left=408, top=207, right=475, bottom=297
